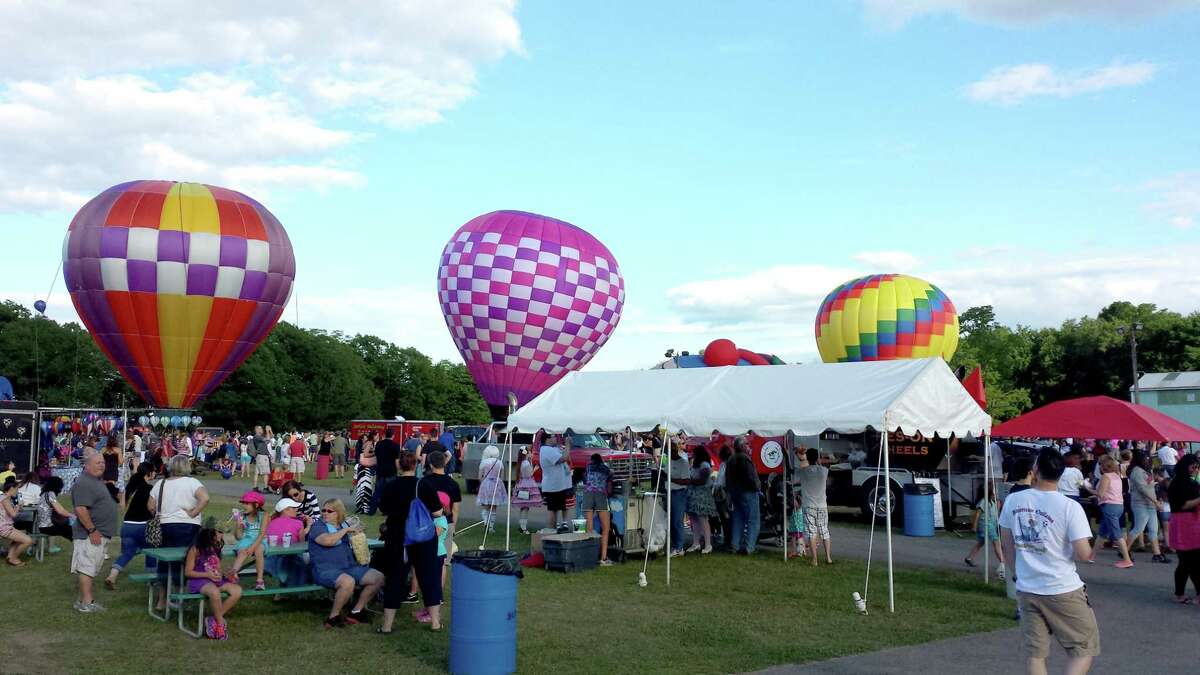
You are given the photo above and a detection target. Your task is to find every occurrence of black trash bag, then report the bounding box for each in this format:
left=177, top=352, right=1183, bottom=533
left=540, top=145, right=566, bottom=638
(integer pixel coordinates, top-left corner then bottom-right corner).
left=903, top=483, right=938, bottom=496
left=453, top=550, right=524, bottom=578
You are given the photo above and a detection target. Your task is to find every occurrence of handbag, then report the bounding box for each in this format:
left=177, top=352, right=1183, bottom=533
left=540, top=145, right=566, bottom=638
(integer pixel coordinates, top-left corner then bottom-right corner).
left=144, top=479, right=166, bottom=547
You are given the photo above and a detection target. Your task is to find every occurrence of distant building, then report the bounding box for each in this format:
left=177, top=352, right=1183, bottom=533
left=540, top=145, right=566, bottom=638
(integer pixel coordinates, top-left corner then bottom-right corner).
left=1134, top=371, right=1200, bottom=429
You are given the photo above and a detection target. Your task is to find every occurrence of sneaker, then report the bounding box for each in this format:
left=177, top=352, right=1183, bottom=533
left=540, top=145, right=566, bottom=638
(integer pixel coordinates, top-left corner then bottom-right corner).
left=1153, top=554, right=1171, bottom=564
left=963, top=558, right=975, bottom=568
left=599, top=559, right=614, bottom=567
left=701, top=546, right=713, bottom=555
left=402, top=592, right=420, bottom=604
left=205, top=616, right=217, bottom=639
left=669, top=549, right=684, bottom=558
left=1115, top=560, right=1134, bottom=569
left=685, top=544, right=701, bottom=553
left=216, top=620, right=229, bottom=641
left=48, top=546, right=63, bottom=554
left=75, top=601, right=106, bottom=614
left=254, top=581, right=266, bottom=591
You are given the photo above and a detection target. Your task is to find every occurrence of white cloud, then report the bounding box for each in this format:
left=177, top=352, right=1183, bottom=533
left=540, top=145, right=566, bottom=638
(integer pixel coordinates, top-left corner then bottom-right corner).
left=966, top=62, right=1157, bottom=105
left=0, top=1, right=522, bottom=212
left=852, top=250, right=921, bottom=270
left=864, top=0, right=1196, bottom=27
left=0, top=75, right=362, bottom=211
left=1143, top=172, right=1200, bottom=230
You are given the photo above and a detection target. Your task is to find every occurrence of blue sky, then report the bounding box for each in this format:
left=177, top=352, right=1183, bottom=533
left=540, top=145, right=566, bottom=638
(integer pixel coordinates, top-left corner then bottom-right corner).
left=2, top=0, right=1198, bottom=371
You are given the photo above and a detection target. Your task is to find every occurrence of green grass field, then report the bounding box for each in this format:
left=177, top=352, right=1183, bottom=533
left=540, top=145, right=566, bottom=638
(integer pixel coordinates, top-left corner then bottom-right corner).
left=2, top=493, right=1012, bottom=675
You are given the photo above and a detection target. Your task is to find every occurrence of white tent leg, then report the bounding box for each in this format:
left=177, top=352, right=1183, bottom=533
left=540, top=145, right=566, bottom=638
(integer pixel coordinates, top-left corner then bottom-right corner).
left=666, top=433, right=672, bottom=587
left=945, top=437, right=952, bottom=529
left=884, top=428, right=894, bottom=613
left=984, top=432, right=991, bottom=585
left=505, top=432, right=513, bottom=551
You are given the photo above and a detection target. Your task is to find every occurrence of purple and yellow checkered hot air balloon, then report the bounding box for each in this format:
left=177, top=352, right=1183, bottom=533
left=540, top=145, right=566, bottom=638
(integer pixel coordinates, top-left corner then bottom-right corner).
left=63, top=180, right=295, bottom=408
left=437, top=210, right=625, bottom=417
left=814, top=274, right=958, bottom=363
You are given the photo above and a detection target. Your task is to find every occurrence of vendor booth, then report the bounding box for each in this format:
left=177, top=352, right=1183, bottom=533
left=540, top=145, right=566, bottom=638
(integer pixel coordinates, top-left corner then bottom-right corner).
left=506, top=357, right=991, bottom=612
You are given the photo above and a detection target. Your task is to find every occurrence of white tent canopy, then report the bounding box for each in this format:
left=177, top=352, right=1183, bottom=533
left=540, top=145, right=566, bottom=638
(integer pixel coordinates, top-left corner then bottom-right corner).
left=507, top=357, right=990, bottom=438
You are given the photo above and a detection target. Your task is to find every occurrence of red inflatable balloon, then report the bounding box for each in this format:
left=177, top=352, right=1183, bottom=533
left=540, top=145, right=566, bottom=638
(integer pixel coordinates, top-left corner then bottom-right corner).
left=703, top=339, right=740, bottom=367
left=737, top=349, right=770, bottom=366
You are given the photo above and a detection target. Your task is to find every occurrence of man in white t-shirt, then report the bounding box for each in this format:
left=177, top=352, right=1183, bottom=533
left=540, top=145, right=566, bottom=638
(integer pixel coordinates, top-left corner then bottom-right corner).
left=1158, top=443, right=1178, bottom=478
left=1000, top=449, right=1098, bottom=675
left=1056, top=452, right=1090, bottom=504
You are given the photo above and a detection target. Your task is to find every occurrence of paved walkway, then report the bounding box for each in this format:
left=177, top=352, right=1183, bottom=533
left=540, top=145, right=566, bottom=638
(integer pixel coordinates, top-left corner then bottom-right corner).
left=204, top=477, right=1200, bottom=673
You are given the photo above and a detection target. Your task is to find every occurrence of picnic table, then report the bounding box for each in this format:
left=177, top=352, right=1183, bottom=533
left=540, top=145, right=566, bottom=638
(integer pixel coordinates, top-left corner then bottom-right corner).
left=140, top=538, right=383, bottom=637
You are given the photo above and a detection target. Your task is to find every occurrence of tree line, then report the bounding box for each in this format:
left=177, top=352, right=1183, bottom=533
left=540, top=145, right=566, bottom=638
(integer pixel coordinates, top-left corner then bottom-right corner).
left=951, top=301, right=1200, bottom=420
left=5, top=298, right=1198, bottom=428
left=0, top=300, right=490, bottom=429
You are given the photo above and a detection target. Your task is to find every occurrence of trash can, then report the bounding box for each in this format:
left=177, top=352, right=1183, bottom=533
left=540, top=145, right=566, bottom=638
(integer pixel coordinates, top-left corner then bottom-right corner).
left=450, top=550, right=523, bottom=675
left=902, top=483, right=937, bottom=537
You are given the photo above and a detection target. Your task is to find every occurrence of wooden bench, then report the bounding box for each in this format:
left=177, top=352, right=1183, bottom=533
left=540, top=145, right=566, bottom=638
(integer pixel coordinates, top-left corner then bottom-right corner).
left=169, top=585, right=326, bottom=637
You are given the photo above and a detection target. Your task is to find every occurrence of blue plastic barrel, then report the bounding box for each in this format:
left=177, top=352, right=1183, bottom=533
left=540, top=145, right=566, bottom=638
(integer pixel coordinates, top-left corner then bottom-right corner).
left=450, top=551, right=520, bottom=675
left=902, top=483, right=936, bottom=537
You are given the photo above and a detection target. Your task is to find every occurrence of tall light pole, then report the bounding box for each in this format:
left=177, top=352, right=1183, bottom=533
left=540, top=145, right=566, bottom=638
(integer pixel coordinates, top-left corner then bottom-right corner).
left=1116, top=322, right=1144, bottom=404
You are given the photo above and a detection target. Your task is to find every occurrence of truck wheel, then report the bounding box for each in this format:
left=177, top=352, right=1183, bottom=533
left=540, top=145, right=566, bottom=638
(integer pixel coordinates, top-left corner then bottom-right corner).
left=465, top=479, right=479, bottom=495
left=860, top=480, right=902, bottom=522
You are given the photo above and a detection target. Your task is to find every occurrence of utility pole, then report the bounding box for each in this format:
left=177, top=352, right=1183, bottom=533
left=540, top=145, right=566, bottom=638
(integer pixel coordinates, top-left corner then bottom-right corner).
left=1117, top=322, right=1144, bottom=404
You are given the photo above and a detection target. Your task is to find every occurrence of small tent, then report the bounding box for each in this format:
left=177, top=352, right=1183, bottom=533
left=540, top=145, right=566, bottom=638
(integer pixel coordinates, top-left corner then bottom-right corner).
left=992, top=395, right=1200, bottom=442
left=507, top=357, right=991, bottom=610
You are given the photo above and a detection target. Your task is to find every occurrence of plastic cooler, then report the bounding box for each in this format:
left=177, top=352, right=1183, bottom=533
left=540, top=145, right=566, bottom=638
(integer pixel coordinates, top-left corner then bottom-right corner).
left=902, top=483, right=937, bottom=537
left=450, top=550, right=522, bottom=675
left=542, top=533, right=600, bottom=572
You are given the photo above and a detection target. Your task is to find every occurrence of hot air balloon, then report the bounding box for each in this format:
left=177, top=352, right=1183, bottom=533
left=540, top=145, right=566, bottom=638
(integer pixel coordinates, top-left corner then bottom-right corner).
left=815, top=273, right=959, bottom=363
left=34, top=300, right=47, bottom=314
left=191, top=415, right=203, bottom=426
left=438, top=210, right=625, bottom=417
left=138, top=415, right=149, bottom=427
left=63, top=180, right=295, bottom=408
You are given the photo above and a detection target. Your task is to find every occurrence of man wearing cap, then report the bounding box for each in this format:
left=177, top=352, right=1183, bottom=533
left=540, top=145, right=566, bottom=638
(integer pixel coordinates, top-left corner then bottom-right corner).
left=71, top=451, right=117, bottom=613
left=251, top=426, right=271, bottom=490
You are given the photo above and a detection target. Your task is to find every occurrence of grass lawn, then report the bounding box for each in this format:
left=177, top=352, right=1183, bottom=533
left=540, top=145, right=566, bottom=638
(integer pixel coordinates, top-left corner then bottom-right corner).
left=2, top=493, right=1013, bottom=675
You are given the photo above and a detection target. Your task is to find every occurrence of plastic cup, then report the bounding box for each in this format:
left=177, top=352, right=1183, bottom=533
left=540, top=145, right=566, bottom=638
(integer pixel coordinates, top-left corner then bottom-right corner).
left=267, top=535, right=279, bottom=547
left=282, top=532, right=293, bottom=547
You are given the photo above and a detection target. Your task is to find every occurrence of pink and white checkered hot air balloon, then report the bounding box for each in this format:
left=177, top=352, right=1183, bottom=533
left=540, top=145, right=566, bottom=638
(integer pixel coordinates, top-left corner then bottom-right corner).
left=438, top=211, right=625, bottom=417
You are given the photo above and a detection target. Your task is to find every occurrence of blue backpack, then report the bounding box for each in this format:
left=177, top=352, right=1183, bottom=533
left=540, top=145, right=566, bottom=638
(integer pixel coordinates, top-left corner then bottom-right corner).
left=404, top=481, right=436, bottom=545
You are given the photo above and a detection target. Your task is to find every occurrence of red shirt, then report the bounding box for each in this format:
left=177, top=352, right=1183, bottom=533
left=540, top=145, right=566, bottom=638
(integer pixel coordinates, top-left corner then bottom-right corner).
left=289, top=439, right=306, bottom=458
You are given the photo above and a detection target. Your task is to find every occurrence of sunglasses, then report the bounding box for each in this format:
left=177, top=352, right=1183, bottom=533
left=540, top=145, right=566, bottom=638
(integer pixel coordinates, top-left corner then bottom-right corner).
left=321, top=508, right=337, bottom=514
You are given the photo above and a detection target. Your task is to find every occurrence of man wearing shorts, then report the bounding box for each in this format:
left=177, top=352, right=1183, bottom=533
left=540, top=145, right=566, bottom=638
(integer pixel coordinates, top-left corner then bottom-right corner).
left=251, top=426, right=271, bottom=490
left=539, top=436, right=572, bottom=531
left=330, top=431, right=349, bottom=479
left=796, top=447, right=831, bottom=566
left=71, top=452, right=118, bottom=613
left=1000, top=449, right=1099, bottom=675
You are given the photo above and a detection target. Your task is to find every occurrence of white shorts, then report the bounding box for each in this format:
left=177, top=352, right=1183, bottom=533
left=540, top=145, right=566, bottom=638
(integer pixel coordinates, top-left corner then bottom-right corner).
left=71, top=536, right=110, bottom=578
left=289, top=457, right=305, bottom=475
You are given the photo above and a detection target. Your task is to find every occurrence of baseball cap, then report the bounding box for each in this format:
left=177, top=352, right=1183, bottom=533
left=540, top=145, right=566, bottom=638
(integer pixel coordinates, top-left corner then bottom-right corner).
left=274, top=497, right=302, bottom=513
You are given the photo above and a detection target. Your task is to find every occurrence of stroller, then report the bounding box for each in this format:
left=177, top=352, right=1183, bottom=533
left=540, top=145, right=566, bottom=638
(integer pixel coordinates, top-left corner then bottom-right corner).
left=758, top=473, right=794, bottom=549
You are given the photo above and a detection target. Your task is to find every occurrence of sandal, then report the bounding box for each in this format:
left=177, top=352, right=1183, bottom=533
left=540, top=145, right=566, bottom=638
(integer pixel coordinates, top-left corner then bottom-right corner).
left=254, top=580, right=266, bottom=591
left=1174, top=596, right=1192, bottom=605
left=6, top=559, right=25, bottom=568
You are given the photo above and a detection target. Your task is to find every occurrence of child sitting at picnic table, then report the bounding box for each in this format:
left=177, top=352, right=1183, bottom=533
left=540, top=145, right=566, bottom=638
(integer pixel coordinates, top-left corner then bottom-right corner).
left=228, top=490, right=268, bottom=590
left=261, top=497, right=312, bottom=587
left=185, top=525, right=243, bottom=640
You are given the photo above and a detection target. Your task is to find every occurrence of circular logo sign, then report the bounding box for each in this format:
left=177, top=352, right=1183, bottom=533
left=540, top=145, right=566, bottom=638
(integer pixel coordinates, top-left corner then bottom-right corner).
left=759, top=440, right=783, bottom=469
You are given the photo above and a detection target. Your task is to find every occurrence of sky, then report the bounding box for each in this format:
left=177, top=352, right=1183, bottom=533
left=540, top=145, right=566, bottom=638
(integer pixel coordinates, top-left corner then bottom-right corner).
left=2, top=0, right=1199, bottom=372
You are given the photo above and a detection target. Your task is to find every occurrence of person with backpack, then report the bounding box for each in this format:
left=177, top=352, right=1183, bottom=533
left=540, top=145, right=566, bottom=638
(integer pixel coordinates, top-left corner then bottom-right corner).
left=404, top=466, right=446, bottom=631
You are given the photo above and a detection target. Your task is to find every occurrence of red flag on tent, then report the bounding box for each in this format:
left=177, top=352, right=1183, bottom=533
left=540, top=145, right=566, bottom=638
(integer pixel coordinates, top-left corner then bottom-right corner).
left=962, top=366, right=986, bottom=409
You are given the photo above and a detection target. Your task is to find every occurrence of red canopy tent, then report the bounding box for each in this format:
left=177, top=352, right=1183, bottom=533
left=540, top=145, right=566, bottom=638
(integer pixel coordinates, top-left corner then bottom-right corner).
left=992, top=395, right=1200, bottom=442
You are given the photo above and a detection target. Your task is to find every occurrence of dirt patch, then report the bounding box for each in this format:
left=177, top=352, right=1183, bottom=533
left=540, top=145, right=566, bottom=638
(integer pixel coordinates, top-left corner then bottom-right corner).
left=0, top=630, right=65, bottom=674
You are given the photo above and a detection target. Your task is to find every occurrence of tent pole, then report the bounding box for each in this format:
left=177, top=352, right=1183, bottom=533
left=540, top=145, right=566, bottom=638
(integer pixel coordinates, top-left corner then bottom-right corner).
left=505, top=431, right=513, bottom=551
left=783, top=433, right=789, bottom=564
left=984, top=432, right=991, bottom=585
left=884, top=425, right=894, bottom=613
left=666, top=431, right=672, bottom=587
left=946, top=437, right=952, bottom=528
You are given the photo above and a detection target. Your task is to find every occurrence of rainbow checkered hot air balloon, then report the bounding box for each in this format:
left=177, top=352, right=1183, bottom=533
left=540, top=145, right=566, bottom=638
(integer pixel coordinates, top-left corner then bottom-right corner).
left=63, top=180, right=295, bottom=408
left=814, top=274, right=958, bottom=363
